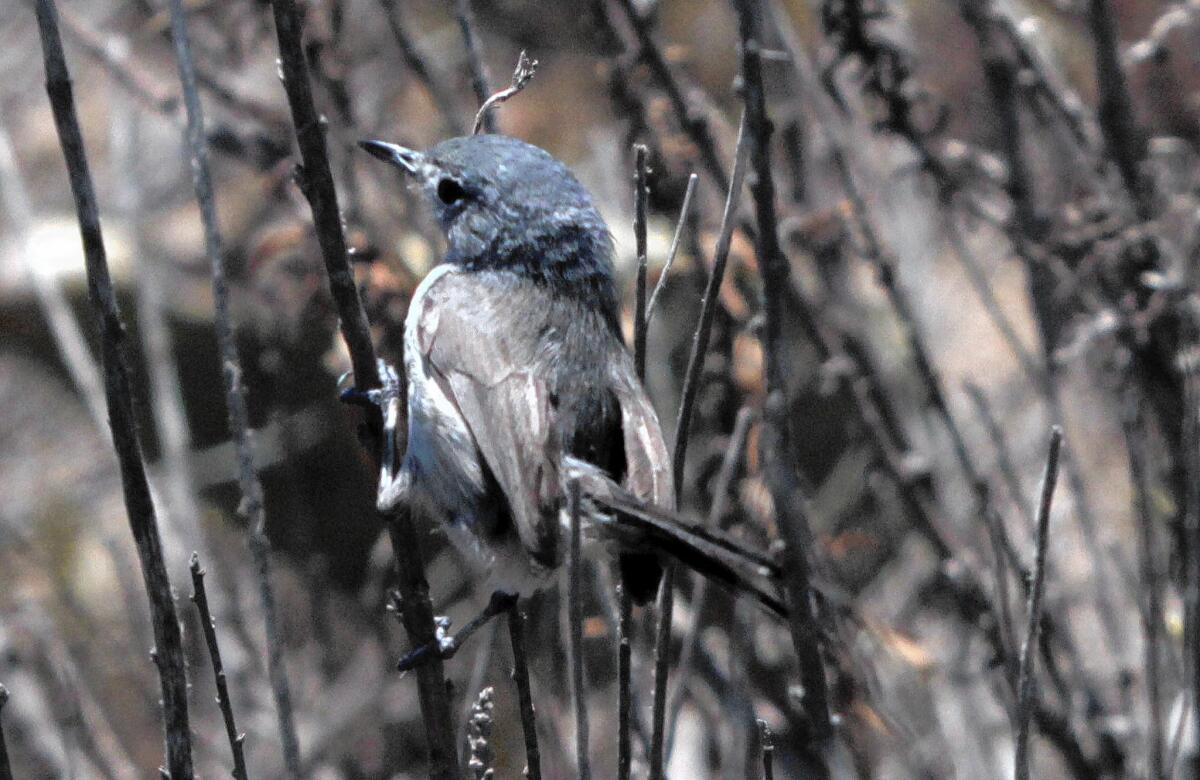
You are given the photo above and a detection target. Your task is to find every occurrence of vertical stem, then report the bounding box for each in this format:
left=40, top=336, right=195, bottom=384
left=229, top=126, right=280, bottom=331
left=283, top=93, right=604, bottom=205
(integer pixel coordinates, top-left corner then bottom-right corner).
left=506, top=603, right=542, bottom=780
left=1123, top=392, right=1164, bottom=779
left=0, top=684, right=11, bottom=780
left=1014, top=427, right=1064, bottom=780
left=166, top=0, right=301, bottom=773
left=190, top=556, right=249, bottom=780
left=649, top=114, right=749, bottom=780
left=33, top=2, right=195, bottom=775
left=454, top=0, right=493, bottom=132
left=567, top=479, right=592, bottom=779
left=269, top=0, right=380, bottom=392
left=633, top=143, right=650, bottom=380
left=731, top=0, right=832, bottom=742
left=620, top=141, right=651, bottom=780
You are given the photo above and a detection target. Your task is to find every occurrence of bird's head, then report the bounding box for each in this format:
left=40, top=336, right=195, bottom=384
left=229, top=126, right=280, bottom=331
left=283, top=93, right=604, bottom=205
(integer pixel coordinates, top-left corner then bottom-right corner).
left=360, top=134, right=616, bottom=312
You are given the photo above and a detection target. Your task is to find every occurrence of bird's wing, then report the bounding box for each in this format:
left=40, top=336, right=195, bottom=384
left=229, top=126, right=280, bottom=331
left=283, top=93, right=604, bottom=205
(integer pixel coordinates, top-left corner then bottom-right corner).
left=412, top=269, right=562, bottom=569
left=609, top=352, right=675, bottom=511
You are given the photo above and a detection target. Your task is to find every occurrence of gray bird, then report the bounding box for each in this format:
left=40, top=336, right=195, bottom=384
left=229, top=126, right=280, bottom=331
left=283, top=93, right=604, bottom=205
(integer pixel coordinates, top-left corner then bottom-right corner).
left=359, top=134, right=782, bottom=619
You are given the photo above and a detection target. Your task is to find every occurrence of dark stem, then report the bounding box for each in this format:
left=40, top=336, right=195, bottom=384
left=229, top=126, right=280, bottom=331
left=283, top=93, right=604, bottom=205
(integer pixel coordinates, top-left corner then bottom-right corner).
left=269, top=3, right=459, bottom=775
left=649, top=112, right=749, bottom=780
left=1123, top=390, right=1164, bottom=780
left=189, top=555, right=249, bottom=780
left=269, top=0, right=380, bottom=392
left=0, top=684, right=11, bottom=780
left=617, top=583, right=634, bottom=780
left=646, top=172, right=698, bottom=324
left=1014, top=427, right=1064, bottom=780
left=33, top=1, right=195, bottom=775
left=387, top=510, right=462, bottom=780
left=633, top=143, right=650, bottom=380
left=167, top=1, right=301, bottom=772
left=567, top=479, right=592, bottom=779
left=376, top=0, right=465, bottom=135
left=454, top=0, right=493, bottom=133
left=1086, top=0, right=1150, bottom=217
left=506, top=602, right=542, bottom=780
left=607, top=0, right=730, bottom=193
left=733, top=0, right=832, bottom=743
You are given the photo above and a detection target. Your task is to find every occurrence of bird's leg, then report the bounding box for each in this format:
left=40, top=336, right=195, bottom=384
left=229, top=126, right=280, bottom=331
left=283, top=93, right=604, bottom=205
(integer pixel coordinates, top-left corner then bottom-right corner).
left=338, top=360, right=409, bottom=510
left=396, top=590, right=518, bottom=671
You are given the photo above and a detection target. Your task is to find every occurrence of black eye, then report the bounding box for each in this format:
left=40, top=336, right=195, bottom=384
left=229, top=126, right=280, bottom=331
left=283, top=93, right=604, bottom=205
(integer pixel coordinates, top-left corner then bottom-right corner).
left=437, top=178, right=466, bottom=205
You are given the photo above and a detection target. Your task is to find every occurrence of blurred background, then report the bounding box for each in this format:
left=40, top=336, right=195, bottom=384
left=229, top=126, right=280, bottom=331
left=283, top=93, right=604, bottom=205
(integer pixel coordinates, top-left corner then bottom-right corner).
left=2, top=0, right=1200, bottom=776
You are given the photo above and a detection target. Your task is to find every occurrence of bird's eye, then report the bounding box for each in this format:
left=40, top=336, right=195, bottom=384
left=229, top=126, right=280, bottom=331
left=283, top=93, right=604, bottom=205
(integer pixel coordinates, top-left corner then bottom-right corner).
left=437, top=178, right=466, bottom=205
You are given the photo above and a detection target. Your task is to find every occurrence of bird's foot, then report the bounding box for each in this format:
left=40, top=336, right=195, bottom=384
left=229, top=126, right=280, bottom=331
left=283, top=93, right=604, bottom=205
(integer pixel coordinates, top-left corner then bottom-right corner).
left=396, top=591, right=518, bottom=672
left=337, top=359, right=402, bottom=410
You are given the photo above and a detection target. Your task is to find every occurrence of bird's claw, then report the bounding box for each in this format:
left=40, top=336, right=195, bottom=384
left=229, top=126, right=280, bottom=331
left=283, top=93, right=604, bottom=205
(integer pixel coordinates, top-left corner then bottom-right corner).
left=338, top=360, right=402, bottom=409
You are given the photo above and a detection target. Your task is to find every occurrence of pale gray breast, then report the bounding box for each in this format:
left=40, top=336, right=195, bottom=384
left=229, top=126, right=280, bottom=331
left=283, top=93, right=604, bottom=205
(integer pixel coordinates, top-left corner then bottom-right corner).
left=401, top=265, right=490, bottom=526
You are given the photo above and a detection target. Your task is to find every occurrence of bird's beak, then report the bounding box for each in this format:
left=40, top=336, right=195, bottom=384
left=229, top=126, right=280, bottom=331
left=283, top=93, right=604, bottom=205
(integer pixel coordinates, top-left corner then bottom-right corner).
left=358, top=140, right=421, bottom=174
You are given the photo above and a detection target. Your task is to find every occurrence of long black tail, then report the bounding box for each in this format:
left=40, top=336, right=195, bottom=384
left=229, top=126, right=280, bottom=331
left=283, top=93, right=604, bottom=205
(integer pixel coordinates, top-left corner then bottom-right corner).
left=565, top=461, right=786, bottom=618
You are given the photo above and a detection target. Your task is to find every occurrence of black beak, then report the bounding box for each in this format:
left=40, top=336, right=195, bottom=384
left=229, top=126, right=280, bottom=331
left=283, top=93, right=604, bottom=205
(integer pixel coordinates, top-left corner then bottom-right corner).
left=358, top=140, right=420, bottom=174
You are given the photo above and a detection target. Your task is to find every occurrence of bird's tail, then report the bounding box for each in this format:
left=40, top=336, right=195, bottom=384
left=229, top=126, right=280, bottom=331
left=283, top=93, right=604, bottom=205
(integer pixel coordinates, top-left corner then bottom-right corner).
left=563, top=459, right=786, bottom=618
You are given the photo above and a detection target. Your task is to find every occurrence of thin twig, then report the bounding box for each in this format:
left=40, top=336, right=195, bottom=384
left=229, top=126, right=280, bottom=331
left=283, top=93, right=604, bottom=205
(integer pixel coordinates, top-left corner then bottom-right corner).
left=1123, top=390, right=1164, bottom=780
left=757, top=719, right=775, bottom=780
left=190, top=555, right=249, bottom=780
left=269, top=3, right=459, bottom=775
left=646, top=172, right=699, bottom=324
left=1086, top=0, right=1150, bottom=217
left=633, top=143, right=650, bottom=380
left=506, top=602, right=542, bottom=780
left=269, top=0, right=380, bottom=392
left=617, top=582, right=634, bottom=780
left=664, top=406, right=756, bottom=758
left=1014, top=426, right=1064, bottom=780
left=167, top=2, right=303, bottom=774
left=376, top=0, right=465, bottom=135
left=34, top=2, right=195, bottom=775
left=0, top=684, right=11, bottom=780
left=605, top=0, right=731, bottom=193
left=454, top=0, right=493, bottom=132
left=376, top=4, right=462, bottom=135
left=567, top=479, right=591, bottom=779
left=1182, top=346, right=1200, bottom=775
left=472, top=50, right=538, bottom=135
left=648, top=112, right=749, bottom=780
left=733, top=0, right=832, bottom=743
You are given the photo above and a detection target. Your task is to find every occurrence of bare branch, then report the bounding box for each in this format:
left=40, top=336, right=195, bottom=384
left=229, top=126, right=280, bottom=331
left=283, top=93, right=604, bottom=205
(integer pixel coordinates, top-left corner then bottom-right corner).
left=733, top=0, right=833, bottom=744
left=33, top=1, right=194, bottom=774
left=1014, top=426, right=1064, bottom=780
left=567, top=479, right=591, bottom=779
left=649, top=112, right=749, bottom=780
left=632, top=143, right=650, bottom=381
left=269, top=0, right=380, bottom=392
left=0, top=684, right=11, bottom=780
left=167, top=2, right=303, bottom=774
left=376, top=0, right=465, bottom=135
left=506, top=604, right=542, bottom=780
left=472, top=50, right=539, bottom=135
left=646, top=172, right=698, bottom=325
left=465, top=686, right=495, bottom=780
left=190, top=555, right=249, bottom=780
left=455, top=0, right=493, bottom=132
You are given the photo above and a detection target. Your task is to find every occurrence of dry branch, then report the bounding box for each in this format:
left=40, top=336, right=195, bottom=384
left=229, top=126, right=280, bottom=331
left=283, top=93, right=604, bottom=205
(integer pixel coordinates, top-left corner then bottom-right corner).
left=34, top=1, right=195, bottom=775
left=190, top=556, right=249, bottom=780
left=166, top=1, right=302, bottom=772
left=732, top=0, right=832, bottom=745
left=1014, top=426, right=1063, bottom=780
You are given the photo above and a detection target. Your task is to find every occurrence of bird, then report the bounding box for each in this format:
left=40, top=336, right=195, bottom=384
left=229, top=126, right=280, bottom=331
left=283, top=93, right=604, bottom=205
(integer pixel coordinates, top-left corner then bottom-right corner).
left=357, top=134, right=783, bottom=626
